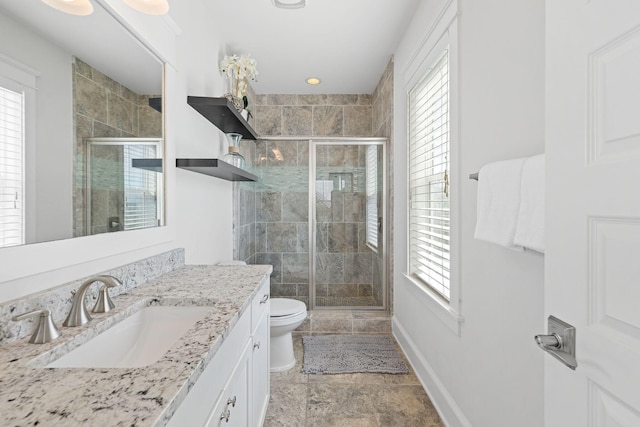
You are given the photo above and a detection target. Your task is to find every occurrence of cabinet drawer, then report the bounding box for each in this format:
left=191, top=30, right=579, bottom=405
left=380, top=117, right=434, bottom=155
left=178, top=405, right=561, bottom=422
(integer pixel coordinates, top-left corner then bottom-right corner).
left=167, top=309, right=250, bottom=426
left=251, top=277, right=270, bottom=334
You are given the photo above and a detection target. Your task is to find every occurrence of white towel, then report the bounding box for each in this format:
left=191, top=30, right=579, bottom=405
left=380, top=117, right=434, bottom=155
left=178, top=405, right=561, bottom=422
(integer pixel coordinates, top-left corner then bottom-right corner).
left=474, top=157, right=528, bottom=251
left=514, top=154, right=545, bottom=253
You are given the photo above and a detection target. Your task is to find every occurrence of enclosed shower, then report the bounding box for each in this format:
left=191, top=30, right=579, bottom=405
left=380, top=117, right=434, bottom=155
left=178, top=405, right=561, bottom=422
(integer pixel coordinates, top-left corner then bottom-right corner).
left=235, top=137, right=387, bottom=310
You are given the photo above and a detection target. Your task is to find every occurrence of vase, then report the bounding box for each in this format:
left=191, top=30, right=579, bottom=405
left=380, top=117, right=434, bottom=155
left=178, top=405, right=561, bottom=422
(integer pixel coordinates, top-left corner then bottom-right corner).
left=222, top=132, right=245, bottom=169
left=223, top=73, right=244, bottom=111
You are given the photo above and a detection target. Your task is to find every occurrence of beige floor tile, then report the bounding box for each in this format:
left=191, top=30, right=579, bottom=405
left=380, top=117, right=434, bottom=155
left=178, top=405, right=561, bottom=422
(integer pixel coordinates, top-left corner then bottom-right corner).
left=310, top=317, right=353, bottom=333
left=307, top=371, right=387, bottom=385
left=310, top=310, right=354, bottom=319
left=351, top=311, right=390, bottom=319
left=369, top=385, right=443, bottom=426
left=267, top=315, right=443, bottom=427
left=306, top=413, right=380, bottom=427
left=263, top=382, right=307, bottom=426
left=306, top=384, right=376, bottom=424
left=352, top=318, right=391, bottom=333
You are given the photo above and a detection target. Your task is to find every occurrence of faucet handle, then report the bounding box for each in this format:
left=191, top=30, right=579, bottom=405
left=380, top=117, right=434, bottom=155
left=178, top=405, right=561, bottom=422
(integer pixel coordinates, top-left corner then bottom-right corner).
left=12, top=309, right=61, bottom=344
left=92, top=285, right=115, bottom=313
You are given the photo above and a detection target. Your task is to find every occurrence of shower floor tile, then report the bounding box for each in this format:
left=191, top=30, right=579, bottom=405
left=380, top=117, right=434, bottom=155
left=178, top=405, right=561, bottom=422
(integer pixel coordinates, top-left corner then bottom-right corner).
left=264, top=333, right=443, bottom=427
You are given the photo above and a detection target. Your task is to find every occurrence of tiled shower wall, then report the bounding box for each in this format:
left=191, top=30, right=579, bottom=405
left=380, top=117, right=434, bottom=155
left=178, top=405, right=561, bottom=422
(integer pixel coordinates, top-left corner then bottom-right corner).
left=372, top=58, right=394, bottom=309
left=72, top=58, right=162, bottom=237
left=233, top=57, right=394, bottom=308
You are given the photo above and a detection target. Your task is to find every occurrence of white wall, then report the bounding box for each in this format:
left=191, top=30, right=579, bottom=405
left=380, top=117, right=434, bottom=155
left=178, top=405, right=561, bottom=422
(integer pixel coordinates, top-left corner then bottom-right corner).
left=0, top=12, right=74, bottom=244
left=170, top=0, right=233, bottom=265
left=0, top=0, right=233, bottom=302
left=392, top=1, right=545, bottom=425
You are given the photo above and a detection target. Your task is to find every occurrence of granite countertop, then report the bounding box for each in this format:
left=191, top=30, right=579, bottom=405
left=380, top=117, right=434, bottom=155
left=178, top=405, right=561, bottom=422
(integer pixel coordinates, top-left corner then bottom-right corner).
left=0, top=264, right=272, bottom=426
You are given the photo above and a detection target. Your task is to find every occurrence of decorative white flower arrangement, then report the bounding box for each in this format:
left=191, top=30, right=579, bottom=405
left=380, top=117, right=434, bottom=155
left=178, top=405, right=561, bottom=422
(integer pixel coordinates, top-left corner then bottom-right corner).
left=220, top=54, right=258, bottom=110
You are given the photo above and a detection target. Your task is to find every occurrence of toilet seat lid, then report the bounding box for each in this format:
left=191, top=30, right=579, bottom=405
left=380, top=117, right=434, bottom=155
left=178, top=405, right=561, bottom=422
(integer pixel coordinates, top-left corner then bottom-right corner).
left=270, top=298, right=306, bottom=317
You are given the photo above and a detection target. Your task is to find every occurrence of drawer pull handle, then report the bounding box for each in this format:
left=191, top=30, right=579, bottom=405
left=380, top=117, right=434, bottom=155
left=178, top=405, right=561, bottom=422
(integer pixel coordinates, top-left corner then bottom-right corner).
left=227, top=395, right=237, bottom=407
left=253, top=341, right=261, bottom=350
left=219, top=409, right=230, bottom=422
left=260, top=294, right=269, bottom=304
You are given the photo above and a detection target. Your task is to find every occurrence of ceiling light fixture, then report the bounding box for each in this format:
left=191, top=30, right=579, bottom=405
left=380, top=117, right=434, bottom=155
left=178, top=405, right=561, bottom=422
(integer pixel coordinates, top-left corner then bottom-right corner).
left=272, top=0, right=306, bottom=9
left=306, top=77, right=321, bottom=85
left=42, top=0, right=170, bottom=16
left=122, top=0, right=169, bottom=15
left=41, top=0, right=94, bottom=16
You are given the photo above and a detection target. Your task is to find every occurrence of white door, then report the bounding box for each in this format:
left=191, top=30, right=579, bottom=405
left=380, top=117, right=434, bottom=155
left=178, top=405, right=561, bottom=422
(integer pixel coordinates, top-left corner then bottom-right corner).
left=546, top=0, right=640, bottom=424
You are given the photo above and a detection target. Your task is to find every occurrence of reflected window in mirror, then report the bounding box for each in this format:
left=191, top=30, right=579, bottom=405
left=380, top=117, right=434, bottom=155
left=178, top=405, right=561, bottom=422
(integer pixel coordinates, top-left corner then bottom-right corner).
left=0, top=59, right=37, bottom=248
left=85, top=138, right=163, bottom=236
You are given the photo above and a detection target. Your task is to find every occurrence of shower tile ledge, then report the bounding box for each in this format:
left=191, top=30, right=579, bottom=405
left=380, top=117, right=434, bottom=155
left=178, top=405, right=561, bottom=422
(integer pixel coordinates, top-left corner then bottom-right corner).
left=0, top=264, right=272, bottom=427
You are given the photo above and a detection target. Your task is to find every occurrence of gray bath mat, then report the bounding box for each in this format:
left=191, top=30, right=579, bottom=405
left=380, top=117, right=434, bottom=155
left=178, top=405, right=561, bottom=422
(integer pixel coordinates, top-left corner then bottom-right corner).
left=302, top=335, right=409, bottom=375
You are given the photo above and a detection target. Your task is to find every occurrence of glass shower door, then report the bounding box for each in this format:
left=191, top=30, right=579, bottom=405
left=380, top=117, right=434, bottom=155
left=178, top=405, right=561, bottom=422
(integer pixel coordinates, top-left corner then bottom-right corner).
left=311, top=140, right=386, bottom=309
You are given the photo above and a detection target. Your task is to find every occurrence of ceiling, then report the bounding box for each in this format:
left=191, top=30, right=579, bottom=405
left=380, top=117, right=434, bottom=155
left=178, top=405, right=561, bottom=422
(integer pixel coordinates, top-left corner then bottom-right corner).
left=0, top=0, right=162, bottom=95
left=0, top=0, right=420, bottom=96
left=208, top=0, right=421, bottom=95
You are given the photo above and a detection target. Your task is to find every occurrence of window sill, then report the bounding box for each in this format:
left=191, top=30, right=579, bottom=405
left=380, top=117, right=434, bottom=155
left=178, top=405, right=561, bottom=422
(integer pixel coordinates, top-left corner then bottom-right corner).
left=403, top=274, right=464, bottom=337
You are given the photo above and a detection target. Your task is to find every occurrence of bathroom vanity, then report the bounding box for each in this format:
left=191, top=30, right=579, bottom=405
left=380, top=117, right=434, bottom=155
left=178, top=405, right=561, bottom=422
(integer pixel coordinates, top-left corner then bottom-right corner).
left=0, top=264, right=271, bottom=426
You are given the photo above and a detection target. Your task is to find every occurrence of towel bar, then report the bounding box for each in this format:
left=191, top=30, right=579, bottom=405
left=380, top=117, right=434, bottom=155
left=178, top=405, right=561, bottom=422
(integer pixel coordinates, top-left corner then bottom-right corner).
left=469, top=172, right=479, bottom=181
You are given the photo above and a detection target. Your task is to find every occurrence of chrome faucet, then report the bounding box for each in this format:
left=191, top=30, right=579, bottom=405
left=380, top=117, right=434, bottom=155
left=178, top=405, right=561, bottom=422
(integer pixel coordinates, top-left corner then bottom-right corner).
left=63, top=275, right=121, bottom=327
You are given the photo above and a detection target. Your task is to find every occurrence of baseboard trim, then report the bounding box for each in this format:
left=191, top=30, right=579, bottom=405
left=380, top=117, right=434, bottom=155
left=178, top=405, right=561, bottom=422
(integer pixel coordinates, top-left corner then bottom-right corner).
left=392, top=317, right=472, bottom=427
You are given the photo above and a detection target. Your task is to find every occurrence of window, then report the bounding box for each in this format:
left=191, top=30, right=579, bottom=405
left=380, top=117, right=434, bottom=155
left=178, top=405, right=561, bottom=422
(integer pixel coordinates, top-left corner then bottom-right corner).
left=408, top=49, right=450, bottom=300
left=365, top=144, right=378, bottom=249
left=123, top=144, right=160, bottom=231
left=0, top=84, right=24, bottom=248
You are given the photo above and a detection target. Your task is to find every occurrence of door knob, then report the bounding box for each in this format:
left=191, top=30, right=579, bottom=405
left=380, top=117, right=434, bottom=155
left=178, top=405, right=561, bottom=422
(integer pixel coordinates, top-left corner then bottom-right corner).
left=534, top=316, right=578, bottom=370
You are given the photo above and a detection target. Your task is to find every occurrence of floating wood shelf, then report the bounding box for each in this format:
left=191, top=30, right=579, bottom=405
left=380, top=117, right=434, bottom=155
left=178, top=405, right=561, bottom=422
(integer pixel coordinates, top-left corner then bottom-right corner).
left=187, top=96, right=258, bottom=141
left=176, top=159, right=258, bottom=182
left=132, top=158, right=163, bottom=172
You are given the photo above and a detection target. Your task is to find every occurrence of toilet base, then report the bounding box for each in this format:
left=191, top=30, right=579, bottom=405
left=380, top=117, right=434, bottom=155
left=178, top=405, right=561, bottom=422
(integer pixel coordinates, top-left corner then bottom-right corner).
left=270, top=332, right=296, bottom=372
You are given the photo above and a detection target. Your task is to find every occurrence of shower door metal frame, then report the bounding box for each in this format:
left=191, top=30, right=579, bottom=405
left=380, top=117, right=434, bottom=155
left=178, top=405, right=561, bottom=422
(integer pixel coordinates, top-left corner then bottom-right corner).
left=309, top=138, right=388, bottom=311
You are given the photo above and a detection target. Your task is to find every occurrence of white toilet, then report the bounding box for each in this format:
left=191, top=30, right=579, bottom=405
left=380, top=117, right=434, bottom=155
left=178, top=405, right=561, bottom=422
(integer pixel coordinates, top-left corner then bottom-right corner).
left=269, top=298, right=307, bottom=372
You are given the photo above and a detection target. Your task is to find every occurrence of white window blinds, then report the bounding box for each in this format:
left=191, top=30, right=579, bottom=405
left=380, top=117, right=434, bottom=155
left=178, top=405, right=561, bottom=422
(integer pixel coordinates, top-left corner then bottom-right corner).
left=123, top=145, right=159, bottom=230
left=366, top=145, right=378, bottom=249
left=0, top=85, right=24, bottom=248
left=408, top=50, right=450, bottom=300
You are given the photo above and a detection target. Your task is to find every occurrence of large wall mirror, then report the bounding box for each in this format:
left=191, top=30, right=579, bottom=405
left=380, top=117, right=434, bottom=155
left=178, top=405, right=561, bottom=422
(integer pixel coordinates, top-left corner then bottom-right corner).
left=0, top=0, right=164, bottom=249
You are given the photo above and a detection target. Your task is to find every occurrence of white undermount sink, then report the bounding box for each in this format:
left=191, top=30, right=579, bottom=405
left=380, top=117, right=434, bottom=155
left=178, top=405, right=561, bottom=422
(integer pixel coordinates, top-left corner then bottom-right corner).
left=47, top=306, right=212, bottom=369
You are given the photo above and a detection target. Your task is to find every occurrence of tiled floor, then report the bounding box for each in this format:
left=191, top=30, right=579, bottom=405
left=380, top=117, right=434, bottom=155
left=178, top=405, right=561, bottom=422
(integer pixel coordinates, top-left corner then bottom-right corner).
left=264, top=311, right=443, bottom=427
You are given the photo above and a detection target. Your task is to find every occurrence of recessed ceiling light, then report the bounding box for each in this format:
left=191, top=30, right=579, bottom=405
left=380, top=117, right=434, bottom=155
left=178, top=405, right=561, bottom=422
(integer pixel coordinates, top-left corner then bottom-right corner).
left=122, top=0, right=170, bottom=15
left=41, top=0, right=93, bottom=16
left=306, top=77, right=321, bottom=85
left=272, top=0, right=305, bottom=9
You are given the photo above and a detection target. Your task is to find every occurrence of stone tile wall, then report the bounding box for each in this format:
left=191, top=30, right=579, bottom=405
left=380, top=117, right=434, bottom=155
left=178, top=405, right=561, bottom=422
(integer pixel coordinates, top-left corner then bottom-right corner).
left=253, top=94, right=372, bottom=137
left=73, top=58, right=162, bottom=237
left=252, top=139, right=310, bottom=304
left=234, top=60, right=394, bottom=309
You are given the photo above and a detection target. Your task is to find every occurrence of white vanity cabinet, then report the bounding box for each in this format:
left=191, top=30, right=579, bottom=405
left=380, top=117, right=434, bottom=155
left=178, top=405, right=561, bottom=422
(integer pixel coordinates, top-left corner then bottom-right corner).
left=167, top=277, right=270, bottom=427
left=250, top=281, right=270, bottom=426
